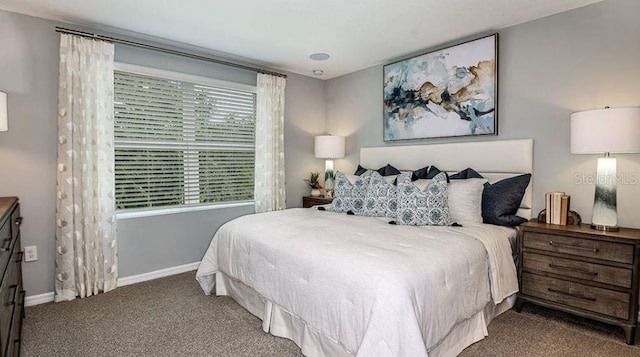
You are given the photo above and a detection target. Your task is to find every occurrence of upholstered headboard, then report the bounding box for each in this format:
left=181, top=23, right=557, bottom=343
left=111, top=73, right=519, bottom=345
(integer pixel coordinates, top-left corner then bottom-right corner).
left=360, top=139, right=534, bottom=219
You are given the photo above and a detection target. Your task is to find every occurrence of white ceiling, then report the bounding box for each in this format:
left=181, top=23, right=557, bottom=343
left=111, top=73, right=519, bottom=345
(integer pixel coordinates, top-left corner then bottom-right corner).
left=0, top=0, right=604, bottom=79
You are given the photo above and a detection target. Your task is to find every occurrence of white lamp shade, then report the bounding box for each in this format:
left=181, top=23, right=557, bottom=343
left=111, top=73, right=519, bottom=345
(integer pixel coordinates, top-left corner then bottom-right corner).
left=314, top=135, right=345, bottom=159
left=571, top=107, right=640, bottom=154
left=0, top=92, right=7, bottom=132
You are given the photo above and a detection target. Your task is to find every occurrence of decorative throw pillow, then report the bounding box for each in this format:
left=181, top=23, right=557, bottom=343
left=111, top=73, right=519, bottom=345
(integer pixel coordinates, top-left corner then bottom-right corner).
left=449, top=168, right=483, bottom=180
left=354, top=164, right=401, bottom=177
left=354, top=165, right=368, bottom=176
left=384, top=175, right=400, bottom=184
left=331, top=171, right=373, bottom=214
left=363, top=171, right=398, bottom=218
left=411, top=166, right=430, bottom=181
left=448, top=178, right=488, bottom=223
left=412, top=165, right=447, bottom=181
left=396, top=172, right=450, bottom=226
left=482, top=174, right=532, bottom=227
left=412, top=179, right=431, bottom=191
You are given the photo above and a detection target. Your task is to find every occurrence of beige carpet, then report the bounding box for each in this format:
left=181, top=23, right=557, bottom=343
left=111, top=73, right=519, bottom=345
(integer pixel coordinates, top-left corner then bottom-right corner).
left=23, top=272, right=640, bottom=356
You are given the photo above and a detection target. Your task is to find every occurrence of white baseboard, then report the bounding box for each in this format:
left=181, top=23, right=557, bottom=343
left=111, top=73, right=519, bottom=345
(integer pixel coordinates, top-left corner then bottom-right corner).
left=25, top=261, right=200, bottom=307
left=116, top=261, right=200, bottom=287
left=25, top=292, right=55, bottom=307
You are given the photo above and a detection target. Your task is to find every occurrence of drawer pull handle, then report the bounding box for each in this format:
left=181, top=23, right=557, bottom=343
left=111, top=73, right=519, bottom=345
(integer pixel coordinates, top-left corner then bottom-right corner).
left=15, top=216, right=23, bottom=225
left=15, top=251, right=24, bottom=263
left=4, top=284, right=17, bottom=307
left=548, top=263, right=598, bottom=276
left=0, top=237, right=11, bottom=252
left=549, top=241, right=598, bottom=253
left=19, top=290, right=26, bottom=318
left=13, top=339, right=21, bottom=355
left=548, top=287, right=597, bottom=302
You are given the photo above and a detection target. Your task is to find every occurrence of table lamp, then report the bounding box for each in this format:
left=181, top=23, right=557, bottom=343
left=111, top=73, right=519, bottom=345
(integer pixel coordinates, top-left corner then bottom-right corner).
left=314, top=135, right=345, bottom=196
left=0, top=92, right=7, bottom=132
left=570, top=107, right=640, bottom=231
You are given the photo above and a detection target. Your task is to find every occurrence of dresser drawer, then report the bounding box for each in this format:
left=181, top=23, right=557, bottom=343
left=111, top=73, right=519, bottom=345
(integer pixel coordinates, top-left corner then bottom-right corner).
left=523, top=252, right=633, bottom=288
left=0, top=221, right=11, bottom=281
left=0, top=250, right=20, bottom=351
left=522, top=273, right=630, bottom=320
left=10, top=206, right=20, bottom=241
left=0, top=199, right=22, bottom=356
left=6, top=290, right=24, bottom=357
left=523, top=232, right=634, bottom=264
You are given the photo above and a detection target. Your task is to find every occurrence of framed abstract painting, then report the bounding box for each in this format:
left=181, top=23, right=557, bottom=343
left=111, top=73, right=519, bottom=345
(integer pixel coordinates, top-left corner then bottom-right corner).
left=383, top=34, right=498, bottom=141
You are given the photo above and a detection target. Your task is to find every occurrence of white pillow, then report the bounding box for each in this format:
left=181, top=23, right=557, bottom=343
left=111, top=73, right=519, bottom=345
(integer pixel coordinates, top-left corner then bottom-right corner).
left=448, top=178, right=488, bottom=223
left=383, top=175, right=399, bottom=184
left=413, top=179, right=430, bottom=191
left=344, top=174, right=362, bottom=184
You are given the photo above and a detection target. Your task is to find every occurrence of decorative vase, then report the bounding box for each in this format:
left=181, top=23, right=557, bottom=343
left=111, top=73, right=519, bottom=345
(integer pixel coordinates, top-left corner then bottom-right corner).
left=310, top=189, right=321, bottom=197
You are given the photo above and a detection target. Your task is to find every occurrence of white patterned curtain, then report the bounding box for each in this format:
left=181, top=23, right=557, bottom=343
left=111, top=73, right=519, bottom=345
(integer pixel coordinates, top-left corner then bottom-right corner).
left=55, top=34, right=117, bottom=302
left=254, top=73, right=286, bottom=213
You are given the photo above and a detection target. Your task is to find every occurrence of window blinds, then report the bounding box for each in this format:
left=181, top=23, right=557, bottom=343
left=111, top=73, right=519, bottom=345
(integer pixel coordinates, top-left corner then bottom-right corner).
left=114, top=70, right=256, bottom=210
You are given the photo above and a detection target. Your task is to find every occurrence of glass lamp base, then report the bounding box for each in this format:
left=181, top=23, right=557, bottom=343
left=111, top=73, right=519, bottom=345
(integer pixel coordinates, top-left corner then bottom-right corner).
left=590, top=223, right=619, bottom=232
left=591, top=156, right=618, bottom=232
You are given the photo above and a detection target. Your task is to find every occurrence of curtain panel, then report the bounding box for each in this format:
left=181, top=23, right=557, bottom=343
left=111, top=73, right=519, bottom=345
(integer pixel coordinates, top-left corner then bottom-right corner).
left=55, top=34, right=118, bottom=302
left=254, top=74, right=286, bottom=213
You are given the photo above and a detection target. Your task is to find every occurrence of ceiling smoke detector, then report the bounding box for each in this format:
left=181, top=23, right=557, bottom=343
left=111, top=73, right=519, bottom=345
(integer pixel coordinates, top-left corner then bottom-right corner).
left=312, top=69, right=324, bottom=76
left=309, top=53, right=330, bottom=61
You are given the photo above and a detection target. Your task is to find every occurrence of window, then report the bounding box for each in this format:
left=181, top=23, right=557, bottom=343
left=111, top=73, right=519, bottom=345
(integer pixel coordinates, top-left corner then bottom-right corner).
left=114, top=64, right=256, bottom=211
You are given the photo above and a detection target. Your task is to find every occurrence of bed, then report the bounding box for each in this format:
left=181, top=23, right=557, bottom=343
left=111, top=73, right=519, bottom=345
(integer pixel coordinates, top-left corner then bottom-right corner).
left=196, top=139, right=533, bottom=357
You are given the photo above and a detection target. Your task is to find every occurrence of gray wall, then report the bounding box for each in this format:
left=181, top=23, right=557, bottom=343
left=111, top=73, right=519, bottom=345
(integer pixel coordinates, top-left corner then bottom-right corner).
left=0, top=11, right=59, bottom=297
left=0, top=10, right=326, bottom=295
left=326, top=0, right=640, bottom=228
left=3, top=0, right=640, bottom=297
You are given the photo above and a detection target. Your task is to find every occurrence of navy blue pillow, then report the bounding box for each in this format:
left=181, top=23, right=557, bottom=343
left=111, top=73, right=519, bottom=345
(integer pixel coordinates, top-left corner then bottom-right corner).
left=411, top=166, right=429, bottom=181
left=354, top=164, right=401, bottom=176
left=449, top=168, right=483, bottom=180
left=354, top=165, right=368, bottom=175
left=411, top=165, right=445, bottom=181
left=380, top=164, right=401, bottom=176
left=482, top=174, right=531, bottom=227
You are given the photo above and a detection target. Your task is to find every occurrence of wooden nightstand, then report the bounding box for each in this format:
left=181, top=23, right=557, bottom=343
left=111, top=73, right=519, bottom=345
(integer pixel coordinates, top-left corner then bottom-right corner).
left=302, top=196, right=333, bottom=208
left=516, top=221, right=640, bottom=344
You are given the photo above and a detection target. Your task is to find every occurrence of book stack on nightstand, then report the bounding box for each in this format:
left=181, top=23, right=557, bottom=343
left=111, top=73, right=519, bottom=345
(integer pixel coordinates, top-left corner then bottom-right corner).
left=516, top=221, right=640, bottom=344
left=302, top=196, right=333, bottom=208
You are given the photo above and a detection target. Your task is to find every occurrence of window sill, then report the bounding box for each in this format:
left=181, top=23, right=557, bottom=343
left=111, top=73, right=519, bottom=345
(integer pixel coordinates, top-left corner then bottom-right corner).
left=116, top=201, right=254, bottom=220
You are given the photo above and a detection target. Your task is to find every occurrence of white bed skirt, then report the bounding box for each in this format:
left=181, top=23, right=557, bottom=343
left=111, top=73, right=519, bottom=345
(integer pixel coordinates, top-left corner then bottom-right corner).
left=215, top=273, right=515, bottom=357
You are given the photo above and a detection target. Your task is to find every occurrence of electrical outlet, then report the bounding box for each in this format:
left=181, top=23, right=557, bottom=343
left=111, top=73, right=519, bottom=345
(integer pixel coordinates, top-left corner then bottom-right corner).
left=24, top=246, right=37, bottom=262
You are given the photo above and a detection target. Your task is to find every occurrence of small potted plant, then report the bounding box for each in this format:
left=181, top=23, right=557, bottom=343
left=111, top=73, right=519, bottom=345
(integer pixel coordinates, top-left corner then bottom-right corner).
left=304, top=172, right=323, bottom=197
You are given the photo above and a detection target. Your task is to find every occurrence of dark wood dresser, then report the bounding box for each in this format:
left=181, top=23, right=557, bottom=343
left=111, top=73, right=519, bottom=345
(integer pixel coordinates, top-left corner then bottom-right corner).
left=0, top=197, right=24, bottom=356
left=516, top=221, right=640, bottom=344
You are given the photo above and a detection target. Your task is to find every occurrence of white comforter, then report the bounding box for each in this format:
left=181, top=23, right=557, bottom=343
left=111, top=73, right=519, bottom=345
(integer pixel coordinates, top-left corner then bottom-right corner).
left=196, top=208, right=518, bottom=357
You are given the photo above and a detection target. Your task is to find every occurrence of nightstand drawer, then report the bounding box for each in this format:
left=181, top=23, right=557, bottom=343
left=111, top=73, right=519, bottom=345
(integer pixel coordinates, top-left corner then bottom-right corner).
left=522, top=273, right=630, bottom=320
left=523, top=232, right=634, bottom=264
left=303, top=196, right=333, bottom=208
left=523, top=252, right=633, bottom=288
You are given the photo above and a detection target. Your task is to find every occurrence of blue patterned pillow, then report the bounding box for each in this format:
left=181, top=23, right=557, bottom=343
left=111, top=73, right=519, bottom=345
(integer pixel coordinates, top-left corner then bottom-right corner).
left=331, top=171, right=373, bottom=214
left=396, top=172, right=450, bottom=226
left=363, top=171, right=398, bottom=218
